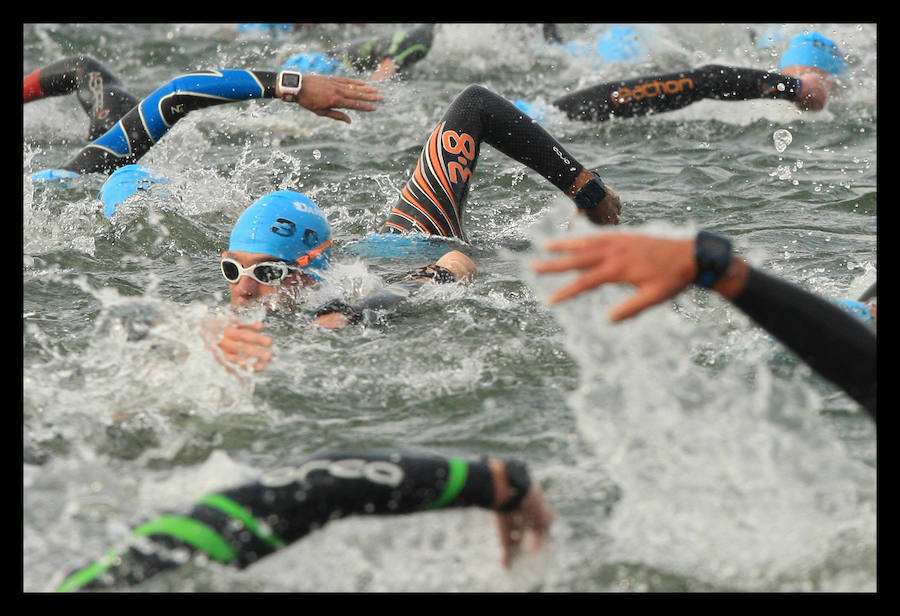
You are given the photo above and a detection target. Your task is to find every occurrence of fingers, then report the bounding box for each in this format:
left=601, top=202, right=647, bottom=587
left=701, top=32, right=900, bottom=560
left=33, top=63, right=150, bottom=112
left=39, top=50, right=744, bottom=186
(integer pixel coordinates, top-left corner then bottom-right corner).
left=546, top=264, right=620, bottom=304
left=608, top=285, right=668, bottom=322
left=218, top=321, right=273, bottom=371
left=496, top=489, right=554, bottom=568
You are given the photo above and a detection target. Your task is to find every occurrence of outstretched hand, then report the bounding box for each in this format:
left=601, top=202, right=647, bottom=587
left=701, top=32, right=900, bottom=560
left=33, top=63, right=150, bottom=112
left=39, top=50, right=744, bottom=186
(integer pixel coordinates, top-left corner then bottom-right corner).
left=532, top=233, right=697, bottom=321
left=296, top=74, right=382, bottom=123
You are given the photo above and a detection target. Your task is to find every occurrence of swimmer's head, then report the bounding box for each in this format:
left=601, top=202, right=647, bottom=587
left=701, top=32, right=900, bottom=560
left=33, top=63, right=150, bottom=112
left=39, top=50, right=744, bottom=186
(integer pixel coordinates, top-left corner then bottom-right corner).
left=99, top=164, right=169, bottom=217
left=228, top=190, right=332, bottom=280
left=778, top=31, right=846, bottom=75
left=834, top=298, right=875, bottom=329
left=280, top=52, right=342, bottom=75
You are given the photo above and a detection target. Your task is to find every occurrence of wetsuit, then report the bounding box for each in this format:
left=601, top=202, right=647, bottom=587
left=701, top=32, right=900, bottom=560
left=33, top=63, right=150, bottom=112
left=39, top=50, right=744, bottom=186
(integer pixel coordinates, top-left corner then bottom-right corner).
left=731, top=268, right=877, bottom=419
left=57, top=452, right=523, bottom=591
left=55, top=69, right=286, bottom=175
left=340, top=25, right=435, bottom=74
left=23, top=55, right=139, bottom=140
left=380, top=84, right=591, bottom=243
left=553, top=65, right=804, bottom=122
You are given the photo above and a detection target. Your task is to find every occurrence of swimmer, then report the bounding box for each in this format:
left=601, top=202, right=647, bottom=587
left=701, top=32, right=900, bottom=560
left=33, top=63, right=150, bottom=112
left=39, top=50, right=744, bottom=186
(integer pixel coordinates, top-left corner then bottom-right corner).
left=238, top=84, right=621, bottom=335
left=515, top=31, right=844, bottom=123
left=213, top=190, right=477, bottom=371
left=25, top=59, right=382, bottom=177
left=281, top=24, right=435, bottom=81
left=55, top=451, right=554, bottom=591
left=531, top=230, right=876, bottom=419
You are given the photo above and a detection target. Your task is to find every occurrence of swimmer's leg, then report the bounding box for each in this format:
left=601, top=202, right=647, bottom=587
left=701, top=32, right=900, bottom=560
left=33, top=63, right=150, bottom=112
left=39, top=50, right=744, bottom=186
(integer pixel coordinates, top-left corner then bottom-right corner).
left=23, top=55, right=139, bottom=139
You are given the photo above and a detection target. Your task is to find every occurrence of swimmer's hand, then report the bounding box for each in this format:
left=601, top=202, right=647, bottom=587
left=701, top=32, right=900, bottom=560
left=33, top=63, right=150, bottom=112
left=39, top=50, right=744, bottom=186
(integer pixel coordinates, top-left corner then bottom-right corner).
left=489, top=459, right=554, bottom=568
left=296, top=74, right=382, bottom=123
left=581, top=182, right=622, bottom=226
left=371, top=58, right=398, bottom=81
left=781, top=67, right=830, bottom=112
left=310, top=312, right=351, bottom=329
left=567, top=170, right=622, bottom=226
left=216, top=319, right=274, bottom=372
left=532, top=233, right=696, bottom=320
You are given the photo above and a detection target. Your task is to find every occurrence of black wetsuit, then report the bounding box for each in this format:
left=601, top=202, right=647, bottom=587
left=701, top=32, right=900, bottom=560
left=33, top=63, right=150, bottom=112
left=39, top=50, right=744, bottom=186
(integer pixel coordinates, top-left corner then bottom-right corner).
left=56, top=452, right=512, bottom=591
left=553, top=65, right=803, bottom=122
left=339, top=25, right=435, bottom=74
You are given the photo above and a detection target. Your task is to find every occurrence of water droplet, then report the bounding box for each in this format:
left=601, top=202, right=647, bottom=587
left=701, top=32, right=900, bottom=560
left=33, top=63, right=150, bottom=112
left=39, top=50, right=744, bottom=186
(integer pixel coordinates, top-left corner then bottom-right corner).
left=312, top=149, right=322, bottom=160
left=773, top=129, right=792, bottom=153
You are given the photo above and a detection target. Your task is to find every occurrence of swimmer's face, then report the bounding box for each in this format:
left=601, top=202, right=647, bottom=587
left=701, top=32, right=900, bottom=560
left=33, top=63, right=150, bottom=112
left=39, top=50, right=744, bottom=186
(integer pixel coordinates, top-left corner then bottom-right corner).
left=223, top=251, right=314, bottom=309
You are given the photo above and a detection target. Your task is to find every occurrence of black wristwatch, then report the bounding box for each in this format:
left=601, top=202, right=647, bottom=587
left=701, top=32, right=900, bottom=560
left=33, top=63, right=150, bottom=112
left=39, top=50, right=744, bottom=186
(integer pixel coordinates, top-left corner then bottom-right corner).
left=573, top=176, right=607, bottom=210
left=694, top=230, right=733, bottom=288
left=497, top=460, right=531, bottom=512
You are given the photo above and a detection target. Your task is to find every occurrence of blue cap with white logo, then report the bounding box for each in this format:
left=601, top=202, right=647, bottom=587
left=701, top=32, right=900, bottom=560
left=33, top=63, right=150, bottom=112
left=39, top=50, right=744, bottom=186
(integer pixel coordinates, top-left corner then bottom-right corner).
left=280, top=52, right=343, bottom=75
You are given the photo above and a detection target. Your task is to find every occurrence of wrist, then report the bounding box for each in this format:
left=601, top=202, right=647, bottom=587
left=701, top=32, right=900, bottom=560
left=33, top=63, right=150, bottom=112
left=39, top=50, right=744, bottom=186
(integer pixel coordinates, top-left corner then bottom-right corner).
left=711, top=257, right=750, bottom=299
left=693, top=230, right=733, bottom=289
left=492, top=459, right=531, bottom=512
left=275, top=70, right=303, bottom=102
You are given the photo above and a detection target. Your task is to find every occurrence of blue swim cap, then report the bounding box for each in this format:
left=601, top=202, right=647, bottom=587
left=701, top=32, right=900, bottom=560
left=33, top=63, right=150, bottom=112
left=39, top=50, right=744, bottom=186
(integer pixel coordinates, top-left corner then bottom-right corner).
left=99, top=164, right=169, bottom=217
left=595, top=26, right=645, bottom=63
left=835, top=299, right=874, bottom=327
left=31, top=168, right=80, bottom=182
left=228, top=190, right=331, bottom=278
left=778, top=31, right=846, bottom=75
left=237, top=23, right=294, bottom=34
left=280, top=52, right=343, bottom=75
left=513, top=99, right=548, bottom=123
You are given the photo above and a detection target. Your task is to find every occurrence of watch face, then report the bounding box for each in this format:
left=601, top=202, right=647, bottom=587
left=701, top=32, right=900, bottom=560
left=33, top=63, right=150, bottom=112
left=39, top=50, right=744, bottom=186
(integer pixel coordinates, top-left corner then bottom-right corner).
left=281, top=73, right=300, bottom=88
left=706, top=239, right=730, bottom=259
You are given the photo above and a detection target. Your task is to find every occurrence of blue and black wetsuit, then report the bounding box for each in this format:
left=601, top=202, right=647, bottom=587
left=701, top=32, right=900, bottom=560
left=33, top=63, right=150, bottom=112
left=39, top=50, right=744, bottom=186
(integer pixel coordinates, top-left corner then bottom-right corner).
left=23, top=55, right=140, bottom=140
left=56, top=452, right=518, bottom=591
left=54, top=68, right=286, bottom=176
left=380, top=84, right=592, bottom=243
left=553, top=65, right=804, bottom=122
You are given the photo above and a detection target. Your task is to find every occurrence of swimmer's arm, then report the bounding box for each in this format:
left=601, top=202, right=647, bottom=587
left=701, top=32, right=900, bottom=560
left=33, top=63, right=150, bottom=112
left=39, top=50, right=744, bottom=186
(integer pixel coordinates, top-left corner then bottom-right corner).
left=311, top=250, right=477, bottom=329
left=533, top=232, right=876, bottom=419
left=59, top=70, right=380, bottom=175
left=382, top=25, right=435, bottom=73
left=310, top=281, right=424, bottom=328
left=726, top=267, right=876, bottom=419
left=55, top=453, right=552, bottom=591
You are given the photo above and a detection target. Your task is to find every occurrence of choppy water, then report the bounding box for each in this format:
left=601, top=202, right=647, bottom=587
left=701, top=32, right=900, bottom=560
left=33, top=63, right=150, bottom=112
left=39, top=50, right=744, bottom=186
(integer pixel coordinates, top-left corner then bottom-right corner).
left=23, top=23, right=876, bottom=592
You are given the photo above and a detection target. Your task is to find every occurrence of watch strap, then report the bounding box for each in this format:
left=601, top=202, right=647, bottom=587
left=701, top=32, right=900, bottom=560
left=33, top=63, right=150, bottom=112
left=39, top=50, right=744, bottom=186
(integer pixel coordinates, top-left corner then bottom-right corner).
left=276, top=70, right=303, bottom=102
